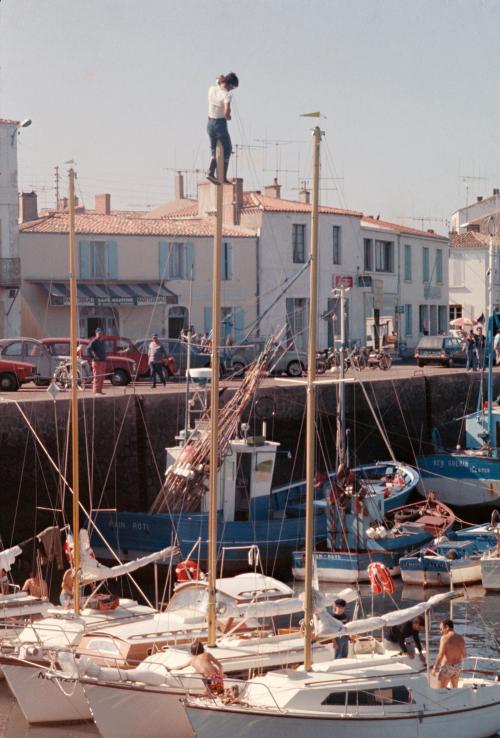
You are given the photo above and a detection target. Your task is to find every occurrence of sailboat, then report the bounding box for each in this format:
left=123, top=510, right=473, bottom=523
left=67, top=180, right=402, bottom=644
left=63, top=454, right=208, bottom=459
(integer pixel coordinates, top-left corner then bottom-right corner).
left=417, top=226, right=500, bottom=508
left=182, top=124, right=500, bottom=738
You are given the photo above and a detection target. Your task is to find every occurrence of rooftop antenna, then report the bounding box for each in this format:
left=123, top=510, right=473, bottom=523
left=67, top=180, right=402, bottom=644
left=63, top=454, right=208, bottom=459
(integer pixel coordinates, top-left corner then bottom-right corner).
left=395, top=215, right=450, bottom=231
left=163, top=166, right=204, bottom=199
left=232, top=143, right=265, bottom=181
left=460, top=175, right=488, bottom=207
left=255, top=138, right=303, bottom=181
left=54, top=165, right=60, bottom=210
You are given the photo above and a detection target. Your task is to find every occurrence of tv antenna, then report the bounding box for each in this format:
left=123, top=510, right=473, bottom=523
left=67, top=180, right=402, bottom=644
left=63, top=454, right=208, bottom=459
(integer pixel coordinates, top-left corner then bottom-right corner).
left=395, top=215, right=450, bottom=231
left=255, top=138, right=303, bottom=180
left=460, top=175, right=488, bottom=207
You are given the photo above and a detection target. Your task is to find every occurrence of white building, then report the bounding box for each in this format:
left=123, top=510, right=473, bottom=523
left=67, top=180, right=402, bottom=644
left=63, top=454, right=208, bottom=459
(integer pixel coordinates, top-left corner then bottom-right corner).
left=0, top=119, right=24, bottom=336
left=449, top=230, right=500, bottom=322
left=450, top=189, right=500, bottom=234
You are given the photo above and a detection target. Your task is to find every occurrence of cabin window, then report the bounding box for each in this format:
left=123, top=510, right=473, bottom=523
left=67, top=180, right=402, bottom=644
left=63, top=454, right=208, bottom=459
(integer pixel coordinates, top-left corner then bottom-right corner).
left=86, top=639, right=121, bottom=655
left=322, top=686, right=413, bottom=706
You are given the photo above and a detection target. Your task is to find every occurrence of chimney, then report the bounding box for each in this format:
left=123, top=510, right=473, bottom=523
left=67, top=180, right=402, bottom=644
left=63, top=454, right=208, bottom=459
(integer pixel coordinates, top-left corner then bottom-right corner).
left=59, top=197, right=68, bottom=210
left=18, top=191, right=38, bottom=223
left=95, top=193, right=111, bottom=215
left=264, top=177, right=281, bottom=199
left=233, top=178, right=243, bottom=225
left=477, top=196, right=483, bottom=203
left=494, top=188, right=499, bottom=196
left=299, top=188, right=310, bottom=204
left=426, top=229, right=435, bottom=234
left=175, top=172, right=185, bottom=200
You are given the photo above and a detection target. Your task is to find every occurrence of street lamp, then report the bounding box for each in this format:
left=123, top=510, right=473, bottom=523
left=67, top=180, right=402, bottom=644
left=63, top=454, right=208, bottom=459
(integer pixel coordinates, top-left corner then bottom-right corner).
left=10, top=118, right=32, bottom=146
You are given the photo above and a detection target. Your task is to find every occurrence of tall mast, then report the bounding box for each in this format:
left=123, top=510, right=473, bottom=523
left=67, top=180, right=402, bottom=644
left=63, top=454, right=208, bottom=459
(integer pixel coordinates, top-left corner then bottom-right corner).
left=303, top=125, right=322, bottom=670
left=68, top=167, right=80, bottom=613
left=207, top=142, right=224, bottom=646
left=487, top=216, right=496, bottom=452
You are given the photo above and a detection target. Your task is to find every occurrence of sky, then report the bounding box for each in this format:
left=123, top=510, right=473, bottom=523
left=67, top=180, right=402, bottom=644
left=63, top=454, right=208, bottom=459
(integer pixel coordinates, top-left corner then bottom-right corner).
left=1, top=0, right=499, bottom=232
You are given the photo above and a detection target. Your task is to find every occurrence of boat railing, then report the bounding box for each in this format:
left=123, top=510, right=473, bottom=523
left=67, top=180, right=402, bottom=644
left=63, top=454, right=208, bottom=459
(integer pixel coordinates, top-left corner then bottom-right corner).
left=461, top=655, right=500, bottom=680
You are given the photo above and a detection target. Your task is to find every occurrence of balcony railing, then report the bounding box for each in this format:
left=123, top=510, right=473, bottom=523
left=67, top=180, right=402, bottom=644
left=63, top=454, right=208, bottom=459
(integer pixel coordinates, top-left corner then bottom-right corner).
left=0, top=258, right=21, bottom=288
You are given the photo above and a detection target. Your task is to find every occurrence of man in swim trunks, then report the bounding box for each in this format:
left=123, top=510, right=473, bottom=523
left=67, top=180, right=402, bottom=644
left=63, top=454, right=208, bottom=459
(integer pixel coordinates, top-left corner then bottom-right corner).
left=177, top=641, right=225, bottom=695
left=432, top=618, right=467, bottom=688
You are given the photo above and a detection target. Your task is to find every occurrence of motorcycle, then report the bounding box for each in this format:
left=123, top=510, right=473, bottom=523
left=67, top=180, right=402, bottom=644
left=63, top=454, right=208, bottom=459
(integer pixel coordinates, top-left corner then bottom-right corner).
left=366, top=348, right=392, bottom=370
left=53, top=357, right=92, bottom=390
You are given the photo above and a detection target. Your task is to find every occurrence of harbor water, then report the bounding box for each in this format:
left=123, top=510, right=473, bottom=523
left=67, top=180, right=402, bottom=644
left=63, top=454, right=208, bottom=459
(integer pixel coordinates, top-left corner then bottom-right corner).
left=0, top=581, right=498, bottom=737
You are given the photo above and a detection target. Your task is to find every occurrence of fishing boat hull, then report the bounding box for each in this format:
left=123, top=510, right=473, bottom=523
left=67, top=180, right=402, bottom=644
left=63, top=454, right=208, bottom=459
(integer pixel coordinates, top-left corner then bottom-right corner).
left=185, top=695, right=500, bottom=738
left=417, top=453, right=500, bottom=507
left=84, top=682, right=193, bottom=738
left=291, top=551, right=400, bottom=582
left=92, top=510, right=326, bottom=572
left=400, top=555, right=483, bottom=586
left=1, top=660, right=90, bottom=724
left=481, top=554, right=500, bottom=591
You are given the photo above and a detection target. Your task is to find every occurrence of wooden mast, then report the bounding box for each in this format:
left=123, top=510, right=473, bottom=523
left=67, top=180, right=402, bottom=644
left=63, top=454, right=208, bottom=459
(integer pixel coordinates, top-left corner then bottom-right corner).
left=207, top=142, right=224, bottom=646
left=304, top=124, right=322, bottom=670
left=68, top=167, right=80, bottom=614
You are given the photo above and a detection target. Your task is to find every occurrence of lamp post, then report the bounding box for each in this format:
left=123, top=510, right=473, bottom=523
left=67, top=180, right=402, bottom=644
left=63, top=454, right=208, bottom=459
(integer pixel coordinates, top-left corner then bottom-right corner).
left=10, top=118, right=32, bottom=146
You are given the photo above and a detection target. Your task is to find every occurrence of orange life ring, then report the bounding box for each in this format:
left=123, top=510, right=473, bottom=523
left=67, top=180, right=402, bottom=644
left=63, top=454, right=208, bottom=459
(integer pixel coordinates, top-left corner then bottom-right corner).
left=367, top=562, right=394, bottom=595
left=175, top=559, right=202, bottom=582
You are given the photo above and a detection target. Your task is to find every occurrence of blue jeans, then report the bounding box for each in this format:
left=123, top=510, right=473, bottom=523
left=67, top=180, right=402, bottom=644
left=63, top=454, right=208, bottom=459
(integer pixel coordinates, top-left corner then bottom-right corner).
left=334, top=635, right=349, bottom=659
left=466, top=349, right=477, bottom=370
left=207, top=118, right=232, bottom=178
left=150, top=362, right=166, bottom=387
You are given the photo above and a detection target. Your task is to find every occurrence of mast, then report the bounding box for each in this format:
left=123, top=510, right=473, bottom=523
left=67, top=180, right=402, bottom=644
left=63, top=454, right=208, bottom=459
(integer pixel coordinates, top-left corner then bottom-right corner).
left=207, top=142, right=224, bottom=646
left=68, top=167, right=80, bottom=613
left=304, top=124, right=322, bottom=670
left=487, top=216, right=496, bottom=452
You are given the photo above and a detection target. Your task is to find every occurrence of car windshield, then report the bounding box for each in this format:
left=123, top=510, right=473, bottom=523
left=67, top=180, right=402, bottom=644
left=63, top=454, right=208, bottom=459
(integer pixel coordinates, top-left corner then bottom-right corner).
left=46, top=342, right=70, bottom=355
left=417, top=337, right=443, bottom=349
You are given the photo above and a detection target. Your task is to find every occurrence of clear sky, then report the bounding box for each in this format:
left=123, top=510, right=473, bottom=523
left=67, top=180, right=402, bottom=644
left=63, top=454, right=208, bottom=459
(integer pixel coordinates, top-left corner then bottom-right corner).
left=1, top=0, right=499, bottom=231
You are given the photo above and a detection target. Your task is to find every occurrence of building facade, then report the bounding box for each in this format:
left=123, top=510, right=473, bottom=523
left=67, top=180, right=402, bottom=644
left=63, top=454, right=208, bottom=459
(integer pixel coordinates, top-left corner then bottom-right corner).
left=0, top=119, right=23, bottom=337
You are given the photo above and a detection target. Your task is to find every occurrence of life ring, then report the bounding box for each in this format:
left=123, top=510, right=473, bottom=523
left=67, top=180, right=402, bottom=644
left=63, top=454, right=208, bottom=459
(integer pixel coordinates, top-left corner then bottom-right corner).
left=175, top=559, right=202, bottom=582
left=367, top=562, right=394, bottom=595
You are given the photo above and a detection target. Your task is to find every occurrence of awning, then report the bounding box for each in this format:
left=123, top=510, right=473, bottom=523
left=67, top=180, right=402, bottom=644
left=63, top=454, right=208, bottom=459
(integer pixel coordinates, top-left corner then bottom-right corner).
left=35, top=281, right=177, bottom=307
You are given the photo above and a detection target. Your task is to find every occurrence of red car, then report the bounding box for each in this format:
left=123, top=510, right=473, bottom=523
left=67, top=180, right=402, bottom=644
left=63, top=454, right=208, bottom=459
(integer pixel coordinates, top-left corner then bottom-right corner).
left=100, top=335, right=178, bottom=378
left=42, top=338, right=136, bottom=386
left=0, top=358, right=36, bottom=391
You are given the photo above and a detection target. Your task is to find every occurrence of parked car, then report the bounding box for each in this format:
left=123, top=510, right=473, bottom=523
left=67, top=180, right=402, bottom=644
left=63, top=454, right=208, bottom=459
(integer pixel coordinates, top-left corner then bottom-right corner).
left=134, top=338, right=222, bottom=376
left=104, top=336, right=177, bottom=378
left=0, top=338, right=67, bottom=386
left=414, top=335, right=467, bottom=368
left=0, top=358, right=36, bottom=391
left=227, top=338, right=308, bottom=377
left=42, top=338, right=137, bottom=386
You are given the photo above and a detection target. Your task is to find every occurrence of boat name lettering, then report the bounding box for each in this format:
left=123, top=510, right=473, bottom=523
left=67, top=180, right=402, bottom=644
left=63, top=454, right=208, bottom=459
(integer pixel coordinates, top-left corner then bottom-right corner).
left=132, top=522, right=150, bottom=531
left=433, top=459, right=489, bottom=473
left=108, top=520, right=126, bottom=529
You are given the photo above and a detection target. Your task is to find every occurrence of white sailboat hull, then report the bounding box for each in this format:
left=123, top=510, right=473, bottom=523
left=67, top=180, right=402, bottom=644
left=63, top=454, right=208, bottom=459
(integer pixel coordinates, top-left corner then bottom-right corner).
left=186, top=697, right=500, bottom=738
left=84, top=682, right=193, bottom=738
left=1, top=661, right=90, bottom=724
left=481, top=555, right=500, bottom=591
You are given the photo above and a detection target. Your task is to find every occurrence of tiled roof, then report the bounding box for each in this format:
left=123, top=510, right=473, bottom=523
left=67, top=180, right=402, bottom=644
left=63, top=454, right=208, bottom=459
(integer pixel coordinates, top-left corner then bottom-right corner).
left=362, top=216, right=448, bottom=240
left=450, top=231, right=500, bottom=248
left=241, top=192, right=362, bottom=217
left=20, top=211, right=256, bottom=238
left=0, top=118, right=20, bottom=126
left=146, top=198, right=198, bottom=218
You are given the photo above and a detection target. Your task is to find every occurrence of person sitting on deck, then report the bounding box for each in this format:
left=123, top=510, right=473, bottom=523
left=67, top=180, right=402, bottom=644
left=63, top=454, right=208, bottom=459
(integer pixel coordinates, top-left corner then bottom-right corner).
left=22, top=570, right=49, bottom=599
left=175, top=641, right=225, bottom=695
left=60, top=568, right=74, bottom=608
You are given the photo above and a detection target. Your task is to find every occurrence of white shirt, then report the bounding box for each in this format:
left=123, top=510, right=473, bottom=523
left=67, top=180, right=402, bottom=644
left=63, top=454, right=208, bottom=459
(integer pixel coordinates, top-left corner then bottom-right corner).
left=208, top=84, right=232, bottom=119
left=494, top=333, right=500, bottom=349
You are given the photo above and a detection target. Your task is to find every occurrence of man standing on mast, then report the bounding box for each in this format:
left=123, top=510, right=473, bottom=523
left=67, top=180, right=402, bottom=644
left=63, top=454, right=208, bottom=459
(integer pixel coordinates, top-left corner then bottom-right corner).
left=206, top=73, right=239, bottom=185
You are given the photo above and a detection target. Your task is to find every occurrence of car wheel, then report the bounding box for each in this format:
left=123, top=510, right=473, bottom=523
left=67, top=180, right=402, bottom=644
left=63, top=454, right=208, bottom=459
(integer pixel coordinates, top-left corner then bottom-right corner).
left=0, top=372, right=19, bottom=391
left=34, top=377, right=50, bottom=387
left=286, top=360, right=303, bottom=377
left=110, top=368, right=130, bottom=386
left=417, top=361, right=424, bottom=368
left=231, top=361, right=246, bottom=378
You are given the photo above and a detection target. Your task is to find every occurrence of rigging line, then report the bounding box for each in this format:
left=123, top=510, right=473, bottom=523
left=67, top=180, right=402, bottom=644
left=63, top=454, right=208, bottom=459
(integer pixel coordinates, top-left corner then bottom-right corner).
left=356, top=380, right=396, bottom=462
left=9, top=399, right=155, bottom=609
left=390, top=378, right=420, bottom=469
left=8, top=421, right=31, bottom=548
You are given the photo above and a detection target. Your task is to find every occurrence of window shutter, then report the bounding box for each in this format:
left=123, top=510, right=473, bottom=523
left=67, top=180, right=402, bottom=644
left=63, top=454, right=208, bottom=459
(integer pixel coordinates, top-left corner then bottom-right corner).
left=79, top=240, right=90, bottom=278
left=159, top=241, right=169, bottom=280
left=234, top=307, right=245, bottom=340
left=204, top=306, right=213, bottom=333
left=221, top=242, right=233, bottom=280
left=107, top=240, right=118, bottom=279
left=186, top=242, right=195, bottom=280
left=226, top=242, right=233, bottom=280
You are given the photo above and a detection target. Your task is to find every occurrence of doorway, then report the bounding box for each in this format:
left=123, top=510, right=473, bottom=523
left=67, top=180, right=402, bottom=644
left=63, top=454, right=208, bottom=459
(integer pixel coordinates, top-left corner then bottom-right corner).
left=168, top=306, right=188, bottom=339
left=79, top=307, right=118, bottom=337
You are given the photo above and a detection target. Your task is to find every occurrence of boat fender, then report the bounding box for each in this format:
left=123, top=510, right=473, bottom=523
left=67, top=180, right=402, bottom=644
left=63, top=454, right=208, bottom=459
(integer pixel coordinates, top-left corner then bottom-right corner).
left=175, top=559, right=203, bottom=582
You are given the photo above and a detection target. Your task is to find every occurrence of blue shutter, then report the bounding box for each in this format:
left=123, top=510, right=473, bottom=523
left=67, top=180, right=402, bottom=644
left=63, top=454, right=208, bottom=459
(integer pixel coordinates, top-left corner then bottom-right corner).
left=222, top=242, right=233, bottom=280
left=107, top=240, right=118, bottom=279
left=79, top=240, right=90, bottom=278
left=234, top=307, right=245, bottom=340
left=204, top=307, right=213, bottom=333
left=186, top=242, right=195, bottom=280
left=159, top=241, right=169, bottom=280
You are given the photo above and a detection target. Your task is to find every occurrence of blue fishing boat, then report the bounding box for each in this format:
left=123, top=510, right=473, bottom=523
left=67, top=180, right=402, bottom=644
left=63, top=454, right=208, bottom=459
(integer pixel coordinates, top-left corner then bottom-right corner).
left=417, top=237, right=500, bottom=508
left=400, top=536, right=493, bottom=587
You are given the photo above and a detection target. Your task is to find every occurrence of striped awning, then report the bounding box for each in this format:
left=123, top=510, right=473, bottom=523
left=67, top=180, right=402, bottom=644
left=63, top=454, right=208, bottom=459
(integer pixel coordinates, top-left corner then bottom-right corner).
left=36, top=282, right=178, bottom=307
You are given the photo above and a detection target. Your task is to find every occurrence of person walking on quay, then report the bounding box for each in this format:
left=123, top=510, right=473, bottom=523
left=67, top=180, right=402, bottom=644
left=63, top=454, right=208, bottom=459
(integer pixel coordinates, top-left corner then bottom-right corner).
left=465, top=329, right=477, bottom=372
left=148, top=334, right=167, bottom=388
left=432, top=618, right=467, bottom=688
left=475, top=325, right=485, bottom=368
left=206, top=72, right=239, bottom=184
left=87, top=327, right=107, bottom=394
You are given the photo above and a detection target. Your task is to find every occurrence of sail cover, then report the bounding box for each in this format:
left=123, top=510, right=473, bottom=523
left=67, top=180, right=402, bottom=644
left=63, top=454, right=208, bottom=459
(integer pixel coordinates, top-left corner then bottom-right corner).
left=0, top=545, right=22, bottom=573
left=79, top=530, right=179, bottom=584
